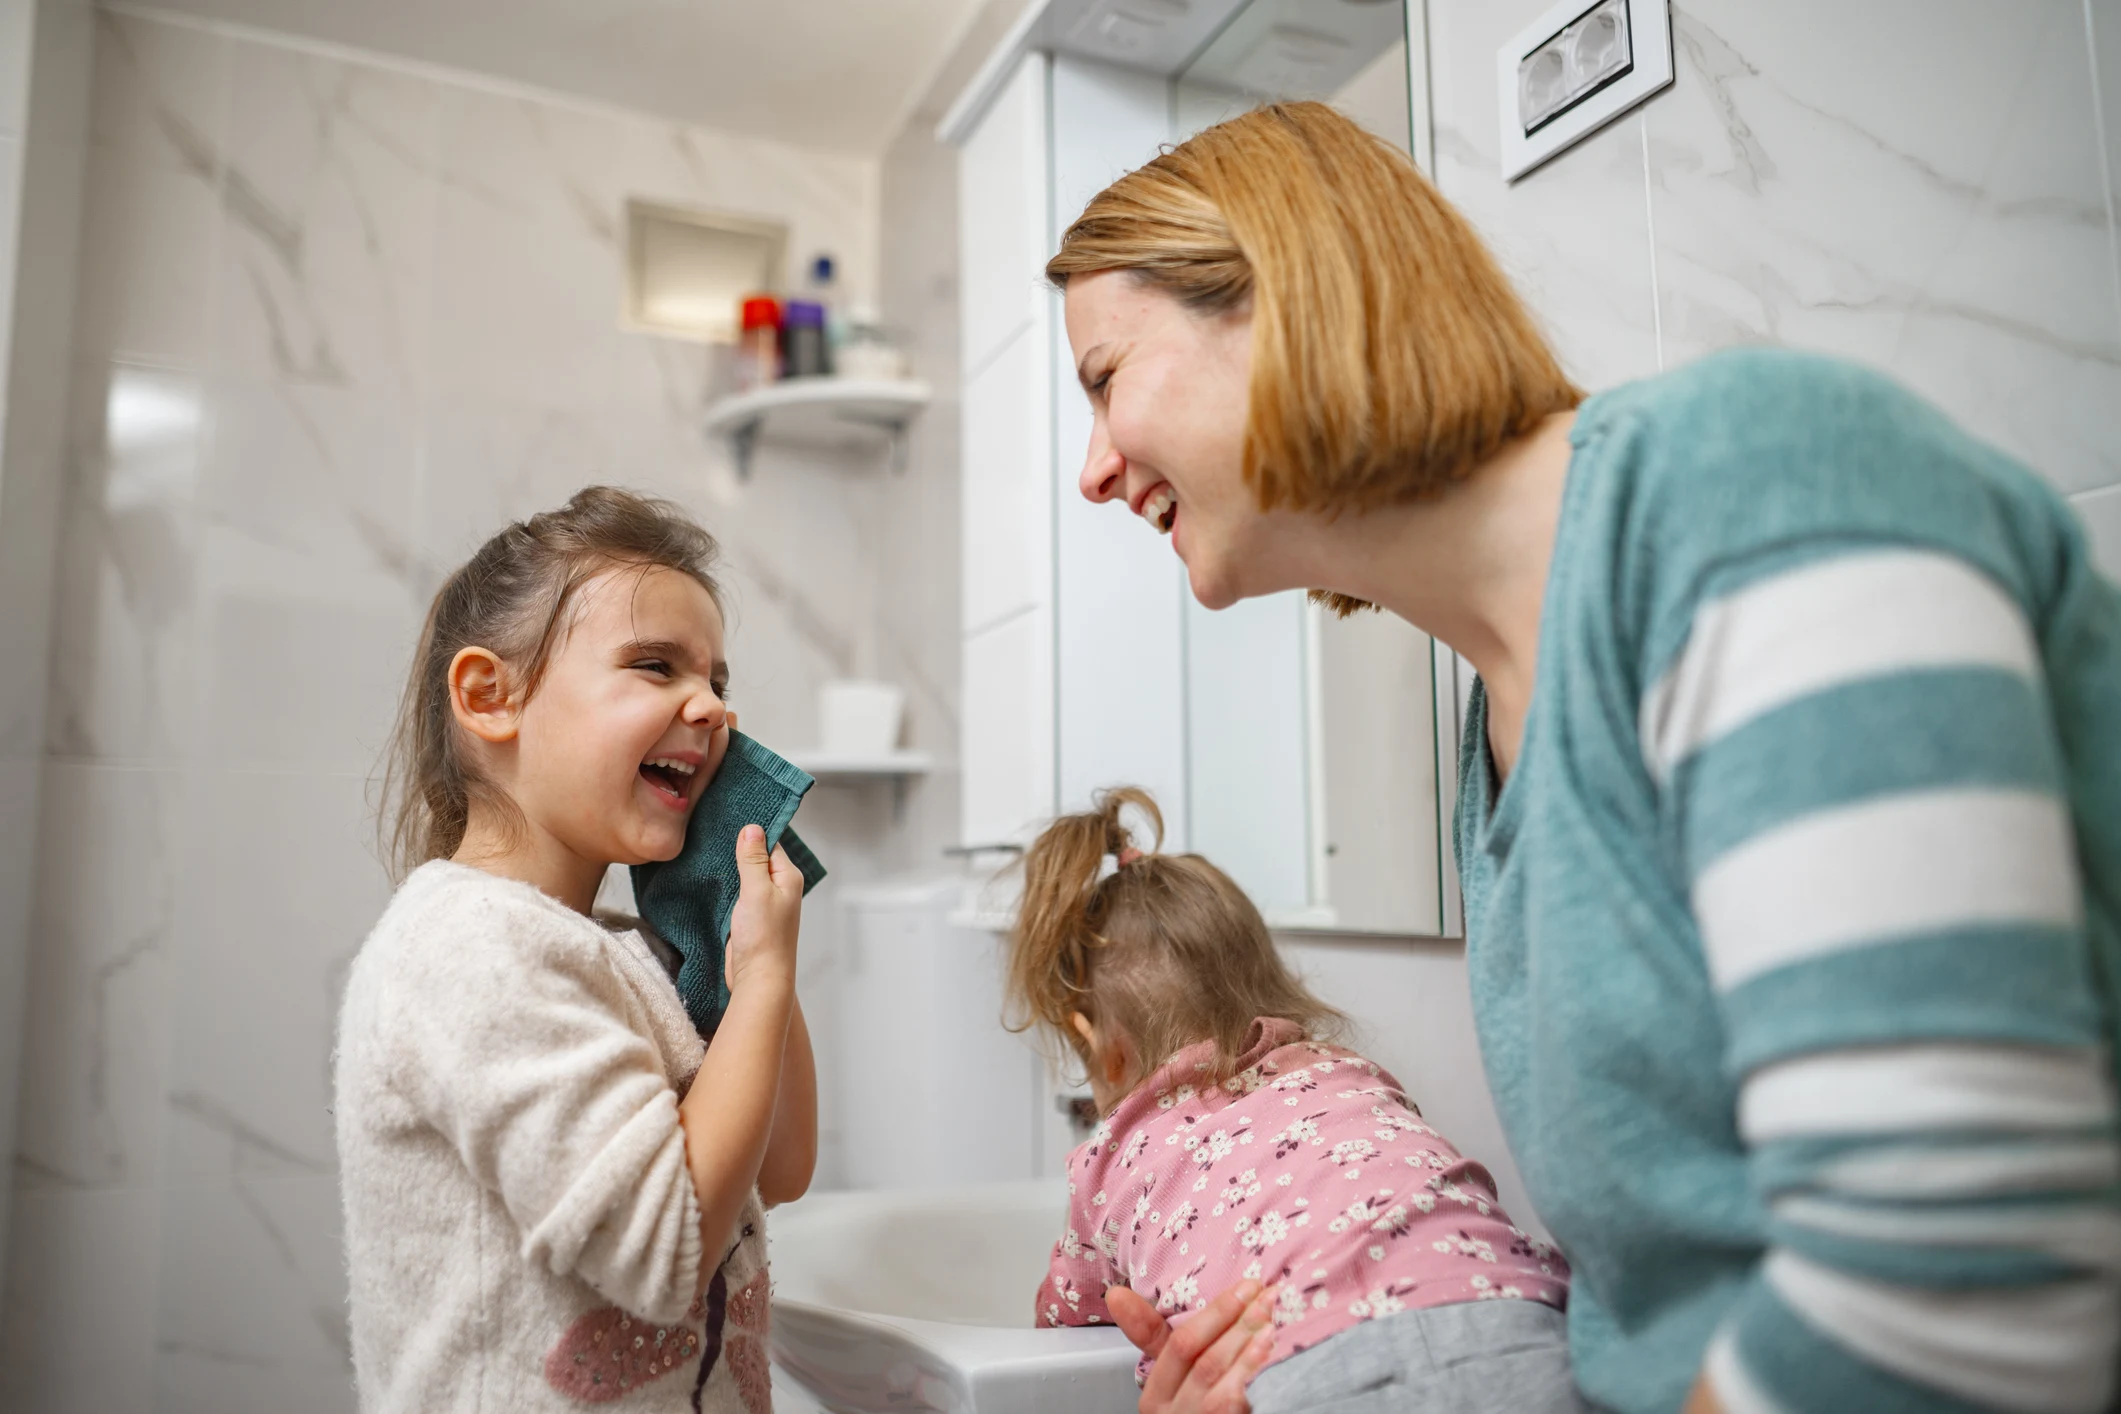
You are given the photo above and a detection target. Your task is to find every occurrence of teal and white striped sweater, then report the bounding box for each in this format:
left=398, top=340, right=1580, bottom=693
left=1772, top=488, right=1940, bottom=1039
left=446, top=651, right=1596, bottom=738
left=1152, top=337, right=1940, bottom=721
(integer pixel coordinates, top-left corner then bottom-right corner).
left=1457, top=348, right=2121, bottom=1414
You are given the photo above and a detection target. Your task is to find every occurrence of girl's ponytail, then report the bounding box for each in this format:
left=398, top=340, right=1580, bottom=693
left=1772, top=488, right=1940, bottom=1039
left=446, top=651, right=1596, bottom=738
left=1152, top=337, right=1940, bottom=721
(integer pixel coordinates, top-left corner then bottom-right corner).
left=1004, top=786, right=1342, bottom=1102
left=1005, top=788, right=1161, bottom=1044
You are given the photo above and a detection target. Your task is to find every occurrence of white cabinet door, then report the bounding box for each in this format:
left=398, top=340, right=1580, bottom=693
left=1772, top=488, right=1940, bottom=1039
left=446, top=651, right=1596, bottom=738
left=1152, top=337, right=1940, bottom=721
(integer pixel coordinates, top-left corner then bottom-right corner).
left=1048, top=56, right=1190, bottom=835
left=960, top=322, right=1052, bottom=637
left=957, top=55, right=1050, bottom=384
left=960, top=606, right=1055, bottom=847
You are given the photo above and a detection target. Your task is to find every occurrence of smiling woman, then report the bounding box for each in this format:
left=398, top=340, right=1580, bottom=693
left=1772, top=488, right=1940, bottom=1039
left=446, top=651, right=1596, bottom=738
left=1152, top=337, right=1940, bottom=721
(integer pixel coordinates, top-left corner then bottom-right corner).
left=1042, top=99, right=2121, bottom=1414
left=1048, top=99, right=1579, bottom=612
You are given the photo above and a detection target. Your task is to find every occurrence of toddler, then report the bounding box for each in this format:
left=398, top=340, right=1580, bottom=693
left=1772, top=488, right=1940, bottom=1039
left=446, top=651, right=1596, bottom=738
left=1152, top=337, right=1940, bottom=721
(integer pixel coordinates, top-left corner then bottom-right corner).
left=1016, top=789, right=1580, bottom=1414
left=336, top=487, right=812, bottom=1413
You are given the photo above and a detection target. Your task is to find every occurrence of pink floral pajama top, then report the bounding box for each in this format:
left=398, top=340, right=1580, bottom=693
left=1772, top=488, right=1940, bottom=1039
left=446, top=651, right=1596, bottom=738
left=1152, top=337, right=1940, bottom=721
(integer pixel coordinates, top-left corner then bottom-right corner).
left=1035, top=1018, right=1568, bottom=1378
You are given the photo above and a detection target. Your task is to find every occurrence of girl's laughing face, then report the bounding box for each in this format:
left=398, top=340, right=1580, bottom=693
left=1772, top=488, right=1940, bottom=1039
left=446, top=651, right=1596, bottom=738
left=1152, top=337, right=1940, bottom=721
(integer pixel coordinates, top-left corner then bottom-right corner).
left=508, top=565, right=733, bottom=870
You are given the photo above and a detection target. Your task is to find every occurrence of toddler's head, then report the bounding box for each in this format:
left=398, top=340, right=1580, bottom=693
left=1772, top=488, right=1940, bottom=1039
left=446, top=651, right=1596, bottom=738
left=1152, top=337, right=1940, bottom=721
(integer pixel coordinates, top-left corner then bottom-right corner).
left=1006, top=787, right=1342, bottom=1111
left=382, top=486, right=727, bottom=886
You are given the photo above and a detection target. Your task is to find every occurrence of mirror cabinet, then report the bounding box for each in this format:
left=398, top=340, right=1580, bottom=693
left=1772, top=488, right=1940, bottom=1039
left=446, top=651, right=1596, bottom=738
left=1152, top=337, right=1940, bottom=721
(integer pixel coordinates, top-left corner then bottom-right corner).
left=947, top=0, right=1466, bottom=936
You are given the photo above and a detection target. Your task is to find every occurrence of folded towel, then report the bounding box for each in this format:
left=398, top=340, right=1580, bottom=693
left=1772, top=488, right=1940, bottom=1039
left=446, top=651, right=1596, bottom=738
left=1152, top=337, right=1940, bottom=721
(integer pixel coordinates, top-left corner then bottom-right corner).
left=632, top=732, right=827, bottom=1036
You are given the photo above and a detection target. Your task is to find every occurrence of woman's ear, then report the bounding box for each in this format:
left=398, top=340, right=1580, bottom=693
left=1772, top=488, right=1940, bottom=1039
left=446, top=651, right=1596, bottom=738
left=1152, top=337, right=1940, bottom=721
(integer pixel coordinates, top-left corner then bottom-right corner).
left=448, top=646, right=520, bottom=744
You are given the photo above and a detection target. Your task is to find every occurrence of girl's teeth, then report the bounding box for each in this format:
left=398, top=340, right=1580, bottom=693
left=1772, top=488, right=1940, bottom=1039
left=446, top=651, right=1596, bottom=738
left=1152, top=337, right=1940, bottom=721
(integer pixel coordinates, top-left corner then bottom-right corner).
left=1142, top=487, right=1176, bottom=535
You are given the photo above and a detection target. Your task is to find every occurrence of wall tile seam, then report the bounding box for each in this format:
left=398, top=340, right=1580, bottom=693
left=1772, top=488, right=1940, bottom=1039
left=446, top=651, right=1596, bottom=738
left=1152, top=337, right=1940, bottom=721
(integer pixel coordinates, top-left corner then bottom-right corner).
left=1636, top=112, right=1664, bottom=374
left=2083, top=0, right=2121, bottom=345
left=2068, top=483, right=2121, bottom=503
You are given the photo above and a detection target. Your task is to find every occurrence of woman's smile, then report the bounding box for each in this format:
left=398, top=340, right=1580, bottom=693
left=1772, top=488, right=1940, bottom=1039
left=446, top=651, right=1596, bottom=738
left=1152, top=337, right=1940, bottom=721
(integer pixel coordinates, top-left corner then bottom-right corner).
left=1135, top=482, right=1178, bottom=536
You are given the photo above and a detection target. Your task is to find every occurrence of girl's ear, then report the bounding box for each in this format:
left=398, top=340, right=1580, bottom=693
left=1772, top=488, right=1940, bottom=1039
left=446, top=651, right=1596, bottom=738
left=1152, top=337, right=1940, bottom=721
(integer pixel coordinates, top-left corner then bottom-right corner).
left=1072, top=1012, right=1131, bottom=1089
left=448, top=646, right=520, bottom=744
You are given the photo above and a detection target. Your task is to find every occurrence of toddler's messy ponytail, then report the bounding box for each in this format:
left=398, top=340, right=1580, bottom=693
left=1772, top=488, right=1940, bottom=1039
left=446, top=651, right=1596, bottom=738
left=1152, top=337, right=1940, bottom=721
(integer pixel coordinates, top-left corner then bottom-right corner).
left=1005, top=787, right=1342, bottom=1102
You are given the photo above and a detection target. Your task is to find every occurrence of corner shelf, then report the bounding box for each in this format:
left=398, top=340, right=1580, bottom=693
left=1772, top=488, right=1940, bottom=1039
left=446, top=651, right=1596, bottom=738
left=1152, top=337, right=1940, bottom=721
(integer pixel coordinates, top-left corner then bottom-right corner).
left=786, top=749, right=936, bottom=821
left=702, top=377, right=931, bottom=479
left=784, top=749, right=936, bottom=781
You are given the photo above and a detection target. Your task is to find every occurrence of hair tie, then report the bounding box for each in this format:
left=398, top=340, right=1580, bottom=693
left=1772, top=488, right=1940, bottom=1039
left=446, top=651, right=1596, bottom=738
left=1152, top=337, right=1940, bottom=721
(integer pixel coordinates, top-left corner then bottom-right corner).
left=1093, top=845, right=1147, bottom=886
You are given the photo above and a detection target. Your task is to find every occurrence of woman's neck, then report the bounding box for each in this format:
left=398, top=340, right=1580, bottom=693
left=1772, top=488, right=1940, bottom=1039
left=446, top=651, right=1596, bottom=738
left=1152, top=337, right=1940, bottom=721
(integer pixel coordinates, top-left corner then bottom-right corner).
left=453, top=808, right=607, bottom=915
left=1299, top=411, right=1576, bottom=742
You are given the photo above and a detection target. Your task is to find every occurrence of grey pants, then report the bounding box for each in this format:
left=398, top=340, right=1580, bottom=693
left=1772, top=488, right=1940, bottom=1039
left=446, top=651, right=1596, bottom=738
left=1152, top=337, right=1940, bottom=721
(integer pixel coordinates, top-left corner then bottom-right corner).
left=1247, top=1300, right=1589, bottom=1414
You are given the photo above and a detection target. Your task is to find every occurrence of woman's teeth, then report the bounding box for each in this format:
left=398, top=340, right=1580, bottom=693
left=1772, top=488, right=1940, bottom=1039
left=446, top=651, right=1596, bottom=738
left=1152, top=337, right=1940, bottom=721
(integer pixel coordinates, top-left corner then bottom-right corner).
left=1142, top=487, right=1177, bottom=535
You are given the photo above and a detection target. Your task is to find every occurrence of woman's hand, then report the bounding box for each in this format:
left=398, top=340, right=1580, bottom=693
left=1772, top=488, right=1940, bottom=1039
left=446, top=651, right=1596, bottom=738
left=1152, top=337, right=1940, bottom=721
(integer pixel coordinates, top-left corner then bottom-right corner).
left=1107, top=1280, right=1277, bottom=1414
left=725, top=824, right=802, bottom=994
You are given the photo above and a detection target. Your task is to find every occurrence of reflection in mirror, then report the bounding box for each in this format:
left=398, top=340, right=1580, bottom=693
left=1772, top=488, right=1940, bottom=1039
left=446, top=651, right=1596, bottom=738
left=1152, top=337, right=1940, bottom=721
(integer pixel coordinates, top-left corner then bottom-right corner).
left=1174, top=0, right=1444, bottom=935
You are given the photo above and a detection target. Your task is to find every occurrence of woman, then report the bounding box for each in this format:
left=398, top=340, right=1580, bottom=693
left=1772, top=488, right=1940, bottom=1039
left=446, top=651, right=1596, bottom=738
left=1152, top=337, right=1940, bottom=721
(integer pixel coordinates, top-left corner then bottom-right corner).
left=1046, top=101, right=2121, bottom=1414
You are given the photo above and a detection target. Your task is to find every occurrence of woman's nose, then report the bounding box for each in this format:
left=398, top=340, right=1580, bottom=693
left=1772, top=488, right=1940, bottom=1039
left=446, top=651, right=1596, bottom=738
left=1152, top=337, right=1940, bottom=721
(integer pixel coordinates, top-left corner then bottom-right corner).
left=1079, top=425, right=1125, bottom=504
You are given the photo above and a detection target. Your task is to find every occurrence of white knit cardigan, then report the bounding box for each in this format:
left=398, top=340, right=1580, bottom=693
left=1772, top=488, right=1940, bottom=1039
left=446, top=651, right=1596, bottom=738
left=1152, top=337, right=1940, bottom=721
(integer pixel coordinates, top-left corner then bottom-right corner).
left=334, top=861, right=771, bottom=1413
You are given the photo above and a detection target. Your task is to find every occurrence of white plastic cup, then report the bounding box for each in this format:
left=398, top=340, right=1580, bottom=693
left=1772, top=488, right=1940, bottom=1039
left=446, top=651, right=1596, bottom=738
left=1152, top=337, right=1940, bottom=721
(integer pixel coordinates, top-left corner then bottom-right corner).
left=819, top=680, right=905, bottom=757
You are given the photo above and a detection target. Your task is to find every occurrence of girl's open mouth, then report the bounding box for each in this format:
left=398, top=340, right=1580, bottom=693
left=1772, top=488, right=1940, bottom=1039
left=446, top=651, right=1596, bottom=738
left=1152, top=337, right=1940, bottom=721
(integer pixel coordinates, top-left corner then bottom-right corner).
left=638, top=755, right=697, bottom=807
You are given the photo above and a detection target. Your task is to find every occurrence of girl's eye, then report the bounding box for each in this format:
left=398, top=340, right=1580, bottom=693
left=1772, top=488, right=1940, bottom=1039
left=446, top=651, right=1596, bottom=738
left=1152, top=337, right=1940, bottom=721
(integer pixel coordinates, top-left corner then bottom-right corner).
left=713, top=682, right=732, bottom=703
left=1089, top=370, right=1112, bottom=398
left=632, top=659, right=673, bottom=677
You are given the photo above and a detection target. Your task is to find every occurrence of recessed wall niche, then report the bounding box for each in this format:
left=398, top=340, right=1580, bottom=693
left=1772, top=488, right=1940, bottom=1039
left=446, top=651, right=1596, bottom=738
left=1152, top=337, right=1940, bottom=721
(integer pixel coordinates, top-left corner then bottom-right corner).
left=624, top=199, right=788, bottom=342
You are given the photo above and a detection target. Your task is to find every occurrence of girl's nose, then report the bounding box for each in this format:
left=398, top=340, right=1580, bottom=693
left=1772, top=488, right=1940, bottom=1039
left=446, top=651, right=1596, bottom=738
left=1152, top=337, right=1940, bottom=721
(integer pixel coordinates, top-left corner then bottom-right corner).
left=1079, top=425, right=1125, bottom=504
left=684, top=687, right=727, bottom=729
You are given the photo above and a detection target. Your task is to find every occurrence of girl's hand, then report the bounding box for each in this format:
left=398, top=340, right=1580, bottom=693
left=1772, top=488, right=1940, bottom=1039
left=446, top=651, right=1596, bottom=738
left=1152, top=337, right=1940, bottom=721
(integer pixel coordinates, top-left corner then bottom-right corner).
left=725, top=824, right=802, bottom=994
left=1107, top=1281, right=1275, bottom=1414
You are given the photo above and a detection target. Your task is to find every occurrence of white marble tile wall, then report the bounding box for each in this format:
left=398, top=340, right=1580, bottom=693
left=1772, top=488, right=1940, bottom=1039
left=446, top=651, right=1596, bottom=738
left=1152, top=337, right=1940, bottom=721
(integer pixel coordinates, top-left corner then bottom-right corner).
left=1427, top=0, right=2121, bottom=577
left=0, top=0, right=91, bottom=1319
left=4, top=11, right=902, bottom=1411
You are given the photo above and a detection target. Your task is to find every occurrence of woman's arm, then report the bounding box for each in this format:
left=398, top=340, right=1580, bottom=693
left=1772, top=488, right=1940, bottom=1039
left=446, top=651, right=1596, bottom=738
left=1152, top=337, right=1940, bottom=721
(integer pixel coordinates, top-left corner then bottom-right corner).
left=677, top=826, right=804, bottom=1286
left=1105, top=1282, right=1276, bottom=1414
left=1645, top=547, right=2121, bottom=1411
left=756, top=999, right=817, bottom=1205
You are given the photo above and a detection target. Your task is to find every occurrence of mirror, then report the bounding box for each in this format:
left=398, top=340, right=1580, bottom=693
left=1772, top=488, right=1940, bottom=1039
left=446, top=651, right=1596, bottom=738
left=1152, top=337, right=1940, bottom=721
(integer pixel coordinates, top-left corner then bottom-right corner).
left=1173, top=0, right=1446, bottom=935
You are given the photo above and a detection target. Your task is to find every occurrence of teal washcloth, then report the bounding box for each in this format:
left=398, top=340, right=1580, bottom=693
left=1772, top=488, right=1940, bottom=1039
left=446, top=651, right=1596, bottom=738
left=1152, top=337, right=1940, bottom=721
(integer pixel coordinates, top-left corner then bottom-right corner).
left=632, top=731, right=827, bottom=1036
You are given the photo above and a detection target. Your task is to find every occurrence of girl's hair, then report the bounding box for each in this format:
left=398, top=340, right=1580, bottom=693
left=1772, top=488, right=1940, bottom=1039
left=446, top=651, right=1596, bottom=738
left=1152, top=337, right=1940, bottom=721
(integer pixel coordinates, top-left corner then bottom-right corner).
left=1045, top=101, right=1582, bottom=616
left=1006, top=786, right=1343, bottom=1100
left=380, top=485, right=723, bottom=880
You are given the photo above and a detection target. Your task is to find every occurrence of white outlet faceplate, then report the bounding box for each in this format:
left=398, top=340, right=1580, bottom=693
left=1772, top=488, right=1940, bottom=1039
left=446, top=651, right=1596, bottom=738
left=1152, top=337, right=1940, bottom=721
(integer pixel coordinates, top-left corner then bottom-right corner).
left=1498, top=0, right=1672, bottom=181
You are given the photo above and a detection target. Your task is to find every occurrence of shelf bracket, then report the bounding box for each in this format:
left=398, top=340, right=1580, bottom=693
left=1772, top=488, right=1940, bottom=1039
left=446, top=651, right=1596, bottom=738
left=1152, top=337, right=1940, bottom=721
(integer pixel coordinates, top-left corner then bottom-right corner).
left=730, top=416, right=763, bottom=481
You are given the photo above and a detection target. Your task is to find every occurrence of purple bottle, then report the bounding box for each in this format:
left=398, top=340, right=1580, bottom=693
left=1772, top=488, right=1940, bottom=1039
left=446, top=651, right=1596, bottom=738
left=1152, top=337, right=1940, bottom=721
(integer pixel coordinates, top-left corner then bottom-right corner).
left=781, top=299, right=831, bottom=379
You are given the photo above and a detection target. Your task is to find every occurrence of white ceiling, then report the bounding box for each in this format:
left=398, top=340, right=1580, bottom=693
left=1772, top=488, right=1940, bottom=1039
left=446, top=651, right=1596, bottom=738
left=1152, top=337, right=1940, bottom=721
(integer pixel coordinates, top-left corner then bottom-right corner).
left=131, top=0, right=1002, bottom=155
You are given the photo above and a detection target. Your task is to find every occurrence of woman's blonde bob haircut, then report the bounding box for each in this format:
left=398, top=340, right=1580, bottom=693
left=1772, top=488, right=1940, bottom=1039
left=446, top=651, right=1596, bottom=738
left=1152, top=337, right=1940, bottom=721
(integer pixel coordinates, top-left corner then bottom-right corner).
left=1047, top=102, right=1582, bottom=608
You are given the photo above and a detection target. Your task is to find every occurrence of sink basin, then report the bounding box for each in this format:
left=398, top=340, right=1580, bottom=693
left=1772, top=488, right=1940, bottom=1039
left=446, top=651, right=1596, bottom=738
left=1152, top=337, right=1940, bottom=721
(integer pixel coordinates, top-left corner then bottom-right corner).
left=768, top=1179, right=1138, bottom=1414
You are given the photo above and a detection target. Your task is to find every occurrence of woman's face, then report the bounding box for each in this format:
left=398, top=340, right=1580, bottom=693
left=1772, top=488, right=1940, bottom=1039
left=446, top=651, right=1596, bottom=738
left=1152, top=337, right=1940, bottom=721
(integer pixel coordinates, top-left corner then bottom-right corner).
left=1064, top=270, right=1267, bottom=610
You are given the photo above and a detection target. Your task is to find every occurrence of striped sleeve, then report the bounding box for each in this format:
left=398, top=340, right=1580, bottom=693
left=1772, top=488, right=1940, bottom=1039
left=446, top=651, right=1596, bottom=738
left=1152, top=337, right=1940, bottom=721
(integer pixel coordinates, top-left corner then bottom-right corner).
left=1640, top=547, right=2121, bottom=1414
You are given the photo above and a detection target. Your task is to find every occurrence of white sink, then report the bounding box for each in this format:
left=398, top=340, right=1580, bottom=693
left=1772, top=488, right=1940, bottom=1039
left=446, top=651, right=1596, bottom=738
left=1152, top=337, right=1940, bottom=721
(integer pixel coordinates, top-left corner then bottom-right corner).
left=768, top=1179, right=1139, bottom=1414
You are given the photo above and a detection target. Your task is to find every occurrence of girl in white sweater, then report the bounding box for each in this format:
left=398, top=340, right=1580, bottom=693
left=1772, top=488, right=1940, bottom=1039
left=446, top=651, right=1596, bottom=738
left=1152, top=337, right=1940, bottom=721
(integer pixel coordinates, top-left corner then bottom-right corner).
left=337, top=487, right=813, bottom=1413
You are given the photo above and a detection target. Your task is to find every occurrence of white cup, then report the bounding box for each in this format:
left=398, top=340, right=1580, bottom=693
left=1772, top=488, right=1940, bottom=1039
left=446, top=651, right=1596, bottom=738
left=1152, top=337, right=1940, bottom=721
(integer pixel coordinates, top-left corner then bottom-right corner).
left=819, top=680, right=905, bottom=757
